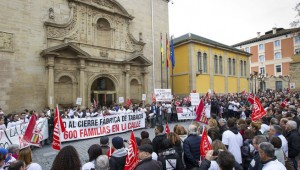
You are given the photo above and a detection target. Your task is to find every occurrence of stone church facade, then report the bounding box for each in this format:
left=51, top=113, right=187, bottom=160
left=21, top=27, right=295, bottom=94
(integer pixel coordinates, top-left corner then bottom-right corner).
left=0, top=0, right=169, bottom=112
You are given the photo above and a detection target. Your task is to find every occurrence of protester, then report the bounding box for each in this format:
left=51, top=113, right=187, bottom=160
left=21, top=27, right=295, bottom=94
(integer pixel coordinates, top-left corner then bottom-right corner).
left=0, top=148, right=16, bottom=169
left=269, top=136, right=285, bottom=165
left=152, top=125, right=166, bottom=153
left=18, top=147, right=41, bottom=170
left=6, top=145, right=19, bottom=160
left=140, top=131, right=152, bottom=145
left=51, top=145, right=81, bottom=170
left=251, top=121, right=263, bottom=136
left=109, top=136, right=127, bottom=170
left=248, top=135, right=267, bottom=170
left=218, top=118, right=228, bottom=136
left=8, top=160, right=25, bottom=170
left=183, top=124, right=201, bottom=169
left=135, top=144, right=163, bottom=170
left=100, top=136, right=110, bottom=156
left=221, top=118, right=243, bottom=164
left=268, top=125, right=288, bottom=157
left=258, top=142, right=286, bottom=170
left=82, top=144, right=102, bottom=170
left=94, top=155, right=109, bottom=170
left=285, top=120, right=300, bottom=169
left=157, top=139, right=183, bottom=170
left=199, top=150, right=236, bottom=170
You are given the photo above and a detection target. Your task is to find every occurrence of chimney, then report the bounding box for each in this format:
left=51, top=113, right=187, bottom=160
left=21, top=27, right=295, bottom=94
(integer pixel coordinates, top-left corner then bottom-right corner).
left=257, top=32, right=261, bottom=38
left=272, top=27, right=277, bottom=34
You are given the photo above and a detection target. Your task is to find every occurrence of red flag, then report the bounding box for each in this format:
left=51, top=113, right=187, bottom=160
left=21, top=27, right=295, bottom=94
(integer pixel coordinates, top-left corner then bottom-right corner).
left=165, top=123, right=170, bottom=133
left=124, top=131, right=139, bottom=170
left=22, top=114, right=37, bottom=143
left=126, top=99, right=132, bottom=108
left=200, top=128, right=212, bottom=157
left=152, top=93, right=156, bottom=103
left=195, top=99, right=207, bottom=124
left=280, top=98, right=288, bottom=108
left=52, top=106, right=66, bottom=151
left=247, top=93, right=255, bottom=104
left=251, top=97, right=266, bottom=121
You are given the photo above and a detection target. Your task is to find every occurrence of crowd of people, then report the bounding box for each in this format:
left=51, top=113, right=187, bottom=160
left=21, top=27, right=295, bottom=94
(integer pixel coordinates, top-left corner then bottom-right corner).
left=0, top=89, right=300, bottom=170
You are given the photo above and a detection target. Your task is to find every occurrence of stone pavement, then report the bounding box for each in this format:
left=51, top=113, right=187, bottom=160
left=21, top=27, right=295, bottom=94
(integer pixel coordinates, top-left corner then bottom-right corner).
left=32, top=121, right=193, bottom=170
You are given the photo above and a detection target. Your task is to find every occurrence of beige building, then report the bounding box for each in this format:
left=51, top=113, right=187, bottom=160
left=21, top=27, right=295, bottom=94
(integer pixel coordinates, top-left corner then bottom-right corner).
left=0, top=0, right=169, bottom=112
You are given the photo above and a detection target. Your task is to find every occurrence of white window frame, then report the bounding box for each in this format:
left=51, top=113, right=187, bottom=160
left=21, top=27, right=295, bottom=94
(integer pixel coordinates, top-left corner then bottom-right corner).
left=274, top=40, right=281, bottom=49
left=259, top=66, right=266, bottom=76
left=274, top=52, right=282, bottom=60
left=259, top=55, right=265, bottom=62
left=295, top=36, right=300, bottom=44
left=259, top=44, right=264, bottom=51
left=245, top=47, right=250, bottom=53
left=274, top=64, right=282, bottom=76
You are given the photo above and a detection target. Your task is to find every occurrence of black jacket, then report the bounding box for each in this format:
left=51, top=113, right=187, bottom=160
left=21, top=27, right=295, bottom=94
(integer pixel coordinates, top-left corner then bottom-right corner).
left=158, top=148, right=183, bottom=170
left=109, top=155, right=126, bottom=170
left=286, top=129, right=300, bottom=158
left=135, top=157, right=163, bottom=170
left=152, top=133, right=167, bottom=153
left=183, top=134, right=201, bottom=169
left=248, top=151, right=263, bottom=170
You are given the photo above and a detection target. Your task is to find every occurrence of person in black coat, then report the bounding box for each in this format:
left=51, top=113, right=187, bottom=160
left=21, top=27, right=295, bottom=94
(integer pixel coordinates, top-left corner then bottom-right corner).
left=135, top=144, right=163, bottom=170
left=285, top=120, right=300, bottom=169
left=183, top=124, right=201, bottom=169
left=152, top=125, right=167, bottom=153
left=157, top=139, right=183, bottom=170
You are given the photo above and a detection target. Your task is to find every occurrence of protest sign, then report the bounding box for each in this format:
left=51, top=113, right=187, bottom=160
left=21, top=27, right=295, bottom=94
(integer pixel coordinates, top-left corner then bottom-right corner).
left=119, top=97, right=124, bottom=103
left=154, top=89, right=172, bottom=102
left=76, top=98, right=82, bottom=105
left=61, top=112, right=146, bottom=142
left=190, top=93, right=200, bottom=106
left=0, top=118, right=48, bottom=149
left=176, top=107, right=196, bottom=120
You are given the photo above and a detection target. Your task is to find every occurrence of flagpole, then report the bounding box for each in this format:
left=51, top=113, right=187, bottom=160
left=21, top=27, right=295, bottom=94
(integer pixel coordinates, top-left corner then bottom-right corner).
left=167, top=66, right=169, bottom=88
left=161, top=48, right=163, bottom=88
left=172, top=67, right=174, bottom=95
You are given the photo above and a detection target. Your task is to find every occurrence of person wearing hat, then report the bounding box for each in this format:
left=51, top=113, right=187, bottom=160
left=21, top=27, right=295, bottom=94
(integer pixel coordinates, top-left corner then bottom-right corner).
left=0, top=147, right=16, bottom=169
left=100, top=136, right=110, bottom=157
left=109, top=136, right=127, bottom=170
left=135, top=144, right=162, bottom=170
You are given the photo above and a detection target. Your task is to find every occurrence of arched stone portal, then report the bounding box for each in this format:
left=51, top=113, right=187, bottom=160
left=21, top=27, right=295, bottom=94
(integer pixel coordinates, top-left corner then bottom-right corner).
left=91, top=77, right=116, bottom=107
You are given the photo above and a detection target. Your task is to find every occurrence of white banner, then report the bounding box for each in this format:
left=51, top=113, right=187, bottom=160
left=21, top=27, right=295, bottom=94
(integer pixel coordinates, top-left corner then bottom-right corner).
left=190, top=93, right=200, bottom=106
left=0, top=118, right=49, bottom=149
left=154, top=89, right=172, bottom=102
left=176, top=107, right=196, bottom=120
left=61, top=112, right=146, bottom=142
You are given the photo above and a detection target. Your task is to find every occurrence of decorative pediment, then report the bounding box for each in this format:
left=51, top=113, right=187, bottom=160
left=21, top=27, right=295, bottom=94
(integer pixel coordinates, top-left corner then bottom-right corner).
left=124, top=55, right=152, bottom=66
left=41, top=43, right=91, bottom=58
left=70, top=0, right=134, bottom=20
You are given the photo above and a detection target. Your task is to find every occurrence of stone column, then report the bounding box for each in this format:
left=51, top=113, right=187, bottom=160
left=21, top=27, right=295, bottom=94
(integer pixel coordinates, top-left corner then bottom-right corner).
left=188, top=43, right=196, bottom=91
left=124, top=64, right=130, bottom=99
left=79, top=58, right=86, bottom=108
left=46, top=55, right=55, bottom=109
left=224, top=52, right=228, bottom=93
left=142, top=71, right=148, bottom=94
left=237, top=55, right=241, bottom=92
left=209, top=47, right=214, bottom=90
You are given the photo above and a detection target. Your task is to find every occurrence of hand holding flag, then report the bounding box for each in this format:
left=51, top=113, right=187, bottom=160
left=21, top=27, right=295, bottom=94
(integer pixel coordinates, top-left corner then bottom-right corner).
left=124, top=131, right=139, bottom=170
left=200, top=128, right=212, bottom=157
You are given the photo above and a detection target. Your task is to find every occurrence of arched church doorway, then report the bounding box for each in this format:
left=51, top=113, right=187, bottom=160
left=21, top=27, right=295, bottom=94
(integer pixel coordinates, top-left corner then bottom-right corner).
left=91, top=77, right=116, bottom=107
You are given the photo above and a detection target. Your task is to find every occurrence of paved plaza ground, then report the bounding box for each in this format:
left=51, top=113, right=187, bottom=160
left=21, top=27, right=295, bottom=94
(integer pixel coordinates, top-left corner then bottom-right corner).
left=32, top=120, right=193, bottom=170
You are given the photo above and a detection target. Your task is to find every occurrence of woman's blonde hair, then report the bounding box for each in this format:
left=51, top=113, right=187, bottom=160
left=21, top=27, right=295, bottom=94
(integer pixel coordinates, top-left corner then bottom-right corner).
left=18, top=147, right=32, bottom=166
left=208, top=118, right=218, bottom=128
left=174, top=125, right=187, bottom=135
left=212, top=140, right=227, bottom=151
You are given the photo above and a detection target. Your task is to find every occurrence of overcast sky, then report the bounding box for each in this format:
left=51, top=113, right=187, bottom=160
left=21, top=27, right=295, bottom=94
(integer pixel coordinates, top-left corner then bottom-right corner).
left=168, top=0, right=299, bottom=45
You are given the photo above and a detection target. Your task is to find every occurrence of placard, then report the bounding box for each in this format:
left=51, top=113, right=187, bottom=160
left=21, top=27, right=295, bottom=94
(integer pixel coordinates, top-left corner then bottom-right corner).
left=190, top=93, right=200, bottom=106
left=154, top=89, right=172, bottom=102
left=176, top=107, right=196, bottom=120
left=142, top=94, right=147, bottom=101
left=61, top=113, right=146, bottom=142
left=76, top=98, right=82, bottom=105
left=119, top=97, right=124, bottom=103
left=290, top=82, right=295, bottom=89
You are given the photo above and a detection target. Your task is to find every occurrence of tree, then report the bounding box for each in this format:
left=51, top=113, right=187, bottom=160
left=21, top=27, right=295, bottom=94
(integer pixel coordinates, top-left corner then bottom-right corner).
left=291, top=2, right=300, bottom=27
